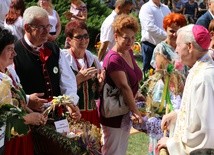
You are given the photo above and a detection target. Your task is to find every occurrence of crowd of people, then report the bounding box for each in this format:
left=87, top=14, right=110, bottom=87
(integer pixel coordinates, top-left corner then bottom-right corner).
left=0, top=0, right=214, bottom=155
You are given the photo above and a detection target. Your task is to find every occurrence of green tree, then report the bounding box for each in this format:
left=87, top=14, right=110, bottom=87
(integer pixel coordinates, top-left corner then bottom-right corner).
left=25, top=0, right=112, bottom=49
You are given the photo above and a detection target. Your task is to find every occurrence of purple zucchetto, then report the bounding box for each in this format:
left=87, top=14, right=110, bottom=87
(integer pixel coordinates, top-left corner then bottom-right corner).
left=192, top=25, right=211, bottom=50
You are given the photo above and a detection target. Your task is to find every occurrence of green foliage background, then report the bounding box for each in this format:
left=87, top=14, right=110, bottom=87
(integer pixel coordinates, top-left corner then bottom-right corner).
left=25, top=0, right=112, bottom=49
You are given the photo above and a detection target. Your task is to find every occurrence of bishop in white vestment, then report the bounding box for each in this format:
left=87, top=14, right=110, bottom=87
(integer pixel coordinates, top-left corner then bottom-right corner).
left=157, top=24, right=214, bottom=154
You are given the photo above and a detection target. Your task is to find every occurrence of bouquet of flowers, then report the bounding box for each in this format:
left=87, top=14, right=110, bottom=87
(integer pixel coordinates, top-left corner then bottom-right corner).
left=43, top=95, right=76, bottom=120
left=0, top=77, right=29, bottom=141
left=140, top=64, right=184, bottom=117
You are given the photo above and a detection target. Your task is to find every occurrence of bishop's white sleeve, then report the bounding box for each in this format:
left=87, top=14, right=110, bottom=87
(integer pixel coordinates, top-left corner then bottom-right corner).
left=167, top=74, right=214, bottom=155
left=58, top=51, right=79, bottom=105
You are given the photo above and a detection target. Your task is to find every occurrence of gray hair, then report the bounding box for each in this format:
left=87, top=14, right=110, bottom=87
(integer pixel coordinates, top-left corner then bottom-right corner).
left=23, top=6, right=48, bottom=25
left=208, top=0, right=214, bottom=3
left=177, top=24, right=206, bottom=52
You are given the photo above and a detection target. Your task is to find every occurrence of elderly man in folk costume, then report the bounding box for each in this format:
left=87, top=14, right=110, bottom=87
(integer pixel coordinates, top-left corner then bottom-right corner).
left=157, top=24, right=214, bottom=154
left=13, top=6, right=80, bottom=115
left=13, top=6, right=81, bottom=154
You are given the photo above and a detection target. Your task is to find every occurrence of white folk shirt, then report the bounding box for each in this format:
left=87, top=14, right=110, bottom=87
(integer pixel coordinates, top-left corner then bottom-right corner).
left=58, top=50, right=79, bottom=105
left=139, top=0, right=171, bottom=45
left=60, top=49, right=101, bottom=104
left=167, top=54, right=214, bottom=154
left=60, top=49, right=102, bottom=72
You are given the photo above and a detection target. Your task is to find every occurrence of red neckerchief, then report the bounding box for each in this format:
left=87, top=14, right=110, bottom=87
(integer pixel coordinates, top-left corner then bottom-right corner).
left=39, top=47, right=53, bottom=100
left=39, top=47, right=52, bottom=63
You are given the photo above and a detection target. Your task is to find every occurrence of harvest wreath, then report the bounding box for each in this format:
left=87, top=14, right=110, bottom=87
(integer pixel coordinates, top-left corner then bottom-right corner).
left=33, top=95, right=101, bottom=155
left=0, top=93, right=101, bottom=155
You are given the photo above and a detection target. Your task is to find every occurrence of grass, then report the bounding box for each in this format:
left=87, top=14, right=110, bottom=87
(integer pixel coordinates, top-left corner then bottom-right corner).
left=127, top=132, right=149, bottom=155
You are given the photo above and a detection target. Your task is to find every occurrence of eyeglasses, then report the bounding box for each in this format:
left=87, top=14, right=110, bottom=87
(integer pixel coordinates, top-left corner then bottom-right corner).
left=30, top=24, right=53, bottom=31
left=73, top=34, right=89, bottom=40
left=120, top=35, right=135, bottom=42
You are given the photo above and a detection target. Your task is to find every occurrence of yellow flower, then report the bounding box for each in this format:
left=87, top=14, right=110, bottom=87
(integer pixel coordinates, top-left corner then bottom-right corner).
left=149, top=68, right=154, bottom=76
left=131, top=42, right=141, bottom=55
left=95, top=41, right=101, bottom=51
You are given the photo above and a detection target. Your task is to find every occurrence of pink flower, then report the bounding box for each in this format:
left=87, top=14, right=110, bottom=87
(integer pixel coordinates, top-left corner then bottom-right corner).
left=155, top=147, right=159, bottom=154
left=174, top=61, right=184, bottom=71
left=148, top=144, right=153, bottom=152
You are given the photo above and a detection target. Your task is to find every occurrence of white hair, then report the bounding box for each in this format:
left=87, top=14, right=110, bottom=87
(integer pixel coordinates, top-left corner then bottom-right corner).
left=23, top=6, right=48, bottom=25
left=177, top=24, right=206, bottom=52
left=208, top=0, right=214, bottom=3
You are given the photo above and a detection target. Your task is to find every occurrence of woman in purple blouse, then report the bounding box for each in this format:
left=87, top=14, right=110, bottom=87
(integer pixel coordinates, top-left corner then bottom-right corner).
left=100, top=14, right=143, bottom=155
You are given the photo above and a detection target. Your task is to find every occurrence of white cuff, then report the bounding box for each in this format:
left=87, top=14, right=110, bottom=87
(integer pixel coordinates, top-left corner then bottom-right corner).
left=26, top=94, right=30, bottom=105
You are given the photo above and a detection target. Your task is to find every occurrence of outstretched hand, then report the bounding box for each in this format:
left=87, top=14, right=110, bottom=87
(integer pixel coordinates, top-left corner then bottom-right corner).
left=131, top=110, right=143, bottom=124
left=66, top=104, right=81, bottom=121
left=28, top=93, right=48, bottom=112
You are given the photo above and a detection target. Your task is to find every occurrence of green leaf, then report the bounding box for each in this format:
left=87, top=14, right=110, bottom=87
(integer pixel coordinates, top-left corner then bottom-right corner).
left=12, top=118, right=29, bottom=135
left=167, top=64, right=174, bottom=74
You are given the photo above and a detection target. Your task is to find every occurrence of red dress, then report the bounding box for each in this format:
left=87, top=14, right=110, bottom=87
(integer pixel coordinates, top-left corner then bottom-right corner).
left=4, top=132, right=34, bottom=155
